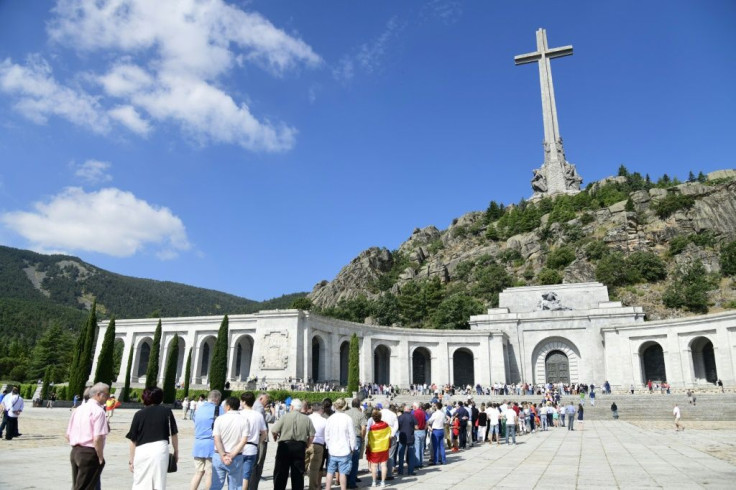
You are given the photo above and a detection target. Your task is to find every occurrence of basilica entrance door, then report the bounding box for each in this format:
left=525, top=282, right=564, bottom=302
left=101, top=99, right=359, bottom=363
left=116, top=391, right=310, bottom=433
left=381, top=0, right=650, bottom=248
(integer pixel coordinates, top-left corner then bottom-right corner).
left=545, top=351, right=570, bottom=384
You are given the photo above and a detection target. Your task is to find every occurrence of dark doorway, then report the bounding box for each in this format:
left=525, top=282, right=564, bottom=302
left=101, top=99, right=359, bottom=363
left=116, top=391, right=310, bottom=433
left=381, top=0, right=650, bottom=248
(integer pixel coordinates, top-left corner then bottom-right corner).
left=453, top=349, right=474, bottom=387
left=545, top=350, right=570, bottom=384
left=137, top=342, right=151, bottom=377
left=312, top=337, right=323, bottom=382
left=374, top=345, right=390, bottom=385
left=692, top=337, right=717, bottom=383
left=200, top=342, right=211, bottom=377
left=340, top=341, right=350, bottom=386
left=412, top=348, right=431, bottom=385
left=642, top=343, right=667, bottom=382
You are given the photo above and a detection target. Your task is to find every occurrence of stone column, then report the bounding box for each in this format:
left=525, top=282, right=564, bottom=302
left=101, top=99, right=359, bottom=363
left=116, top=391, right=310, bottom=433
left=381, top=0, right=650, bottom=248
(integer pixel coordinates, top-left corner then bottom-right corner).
left=477, top=337, right=491, bottom=386
left=488, top=333, right=506, bottom=385
left=396, top=337, right=410, bottom=387
left=436, top=340, right=450, bottom=386
left=115, top=331, right=134, bottom=384
left=361, top=335, right=373, bottom=383
left=666, top=332, right=684, bottom=387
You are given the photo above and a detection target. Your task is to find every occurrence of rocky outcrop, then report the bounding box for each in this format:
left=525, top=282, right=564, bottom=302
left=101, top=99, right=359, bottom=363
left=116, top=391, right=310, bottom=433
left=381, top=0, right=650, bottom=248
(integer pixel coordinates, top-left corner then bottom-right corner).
left=309, top=247, right=392, bottom=308
left=308, top=174, right=736, bottom=317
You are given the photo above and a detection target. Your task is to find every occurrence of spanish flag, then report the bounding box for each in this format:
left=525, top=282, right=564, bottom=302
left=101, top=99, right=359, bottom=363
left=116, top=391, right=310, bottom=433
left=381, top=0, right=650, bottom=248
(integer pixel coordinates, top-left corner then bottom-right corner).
left=366, top=421, right=391, bottom=463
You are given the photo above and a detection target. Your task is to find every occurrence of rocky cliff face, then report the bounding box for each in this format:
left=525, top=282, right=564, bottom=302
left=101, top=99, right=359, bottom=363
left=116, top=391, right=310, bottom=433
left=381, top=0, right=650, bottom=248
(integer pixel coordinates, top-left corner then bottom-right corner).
left=309, top=171, right=736, bottom=319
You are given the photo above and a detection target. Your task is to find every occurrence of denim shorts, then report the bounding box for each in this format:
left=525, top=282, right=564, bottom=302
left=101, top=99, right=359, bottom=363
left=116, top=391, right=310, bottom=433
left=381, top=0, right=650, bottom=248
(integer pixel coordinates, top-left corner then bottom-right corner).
left=327, top=454, right=352, bottom=475
left=241, top=454, right=258, bottom=480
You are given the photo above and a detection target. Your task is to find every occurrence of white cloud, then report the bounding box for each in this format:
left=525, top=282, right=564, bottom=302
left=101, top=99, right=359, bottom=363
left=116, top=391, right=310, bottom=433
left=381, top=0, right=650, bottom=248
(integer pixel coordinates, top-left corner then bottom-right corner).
left=0, top=56, right=110, bottom=133
left=108, top=105, right=151, bottom=135
left=75, top=160, right=113, bottom=184
left=0, top=0, right=322, bottom=152
left=2, top=187, right=190, bottom=258
left=333, top=16, right=404, bottom=82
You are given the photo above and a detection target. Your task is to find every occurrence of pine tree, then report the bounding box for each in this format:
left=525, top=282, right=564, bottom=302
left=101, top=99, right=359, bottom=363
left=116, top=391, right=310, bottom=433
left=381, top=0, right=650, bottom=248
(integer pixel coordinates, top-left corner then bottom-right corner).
left=347, top=333, right=360, bottom=394
left=41, top=366, right=52, bottom=400
left=163, top=334, right=179, bottom=404
left=94, top=317, right=117, bottom=386
left=209, top=315, right=229, bottom=392
left=145, top=319, right=163, bottom=388
left=122, top=344, right=134, bottom=402
left=68, top=302, right=98, bottom=400
left=183, top=348, right=192, bottom=398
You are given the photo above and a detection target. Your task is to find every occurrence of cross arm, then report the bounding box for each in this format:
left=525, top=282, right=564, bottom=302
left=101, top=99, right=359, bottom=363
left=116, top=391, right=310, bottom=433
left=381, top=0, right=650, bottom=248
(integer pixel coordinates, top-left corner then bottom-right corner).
left=514, top=51, right=541, bottom=65
left=546, top=45, right=573, bottom=59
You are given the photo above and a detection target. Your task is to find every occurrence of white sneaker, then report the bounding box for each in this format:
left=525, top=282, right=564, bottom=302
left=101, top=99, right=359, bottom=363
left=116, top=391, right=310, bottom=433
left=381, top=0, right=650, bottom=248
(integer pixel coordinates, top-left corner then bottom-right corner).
left=371, top=483, right=377, bottom=488
left=380, top=482, right=387, bottom=488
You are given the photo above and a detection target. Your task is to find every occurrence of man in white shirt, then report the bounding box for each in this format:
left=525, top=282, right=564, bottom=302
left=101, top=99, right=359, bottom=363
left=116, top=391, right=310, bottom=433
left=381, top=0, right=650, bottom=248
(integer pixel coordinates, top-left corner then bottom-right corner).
left=4, top=386, right=24, bottom=440
left=504, top=408, right=517, bottom=446
left=485, top=403, right=501, bottom=446
left=673, top=404, right=684, bottom=432
left=212, top=397, right=250, bottom=490
left=379, top=404, right=399, bottom=479
left=240, top=392, right=267, bottom=490
left=324, top=398, right=355, bottom=490
left=306, top=402, right=327, bottom=490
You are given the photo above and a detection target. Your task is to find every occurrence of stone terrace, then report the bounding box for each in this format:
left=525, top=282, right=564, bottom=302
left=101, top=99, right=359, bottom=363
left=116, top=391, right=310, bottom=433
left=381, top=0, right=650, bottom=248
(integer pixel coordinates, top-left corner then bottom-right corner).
left=2, top=402, right=736, bottom=489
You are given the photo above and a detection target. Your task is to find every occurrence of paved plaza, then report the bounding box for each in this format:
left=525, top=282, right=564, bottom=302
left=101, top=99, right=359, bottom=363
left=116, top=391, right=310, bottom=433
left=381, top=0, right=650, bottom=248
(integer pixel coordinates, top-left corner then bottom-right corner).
left=2, top=406, right=735, bottom=489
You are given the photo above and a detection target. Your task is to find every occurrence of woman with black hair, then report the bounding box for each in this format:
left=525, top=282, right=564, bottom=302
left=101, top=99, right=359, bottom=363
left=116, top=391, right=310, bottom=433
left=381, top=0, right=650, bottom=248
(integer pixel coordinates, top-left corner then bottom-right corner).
left=126, top=387, right=179, bottom=489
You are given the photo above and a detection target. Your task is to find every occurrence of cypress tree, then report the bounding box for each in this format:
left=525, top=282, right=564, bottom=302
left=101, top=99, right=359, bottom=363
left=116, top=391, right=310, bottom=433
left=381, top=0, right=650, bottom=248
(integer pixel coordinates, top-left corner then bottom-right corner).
left=183, top=348, right=192, bottom=398
left=94, top=317, right=117, bottom=386
left=69, top=302, right=98, bottom=400
left=145, top=319, right=163, bottom=388
left=122, top=344, right=134, bottom=402
left=41, top=366, right=52, bottom=401
left=162, top=334, right=179, bottom=404
left=347, top=333, right=360, bottom=394
left=209, top=315, right=229, bottom=392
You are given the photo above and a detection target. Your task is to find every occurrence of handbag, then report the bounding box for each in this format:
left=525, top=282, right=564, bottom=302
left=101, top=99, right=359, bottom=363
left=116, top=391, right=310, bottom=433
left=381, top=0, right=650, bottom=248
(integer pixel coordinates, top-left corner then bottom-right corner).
left=167, top=453, right=177, bottom=473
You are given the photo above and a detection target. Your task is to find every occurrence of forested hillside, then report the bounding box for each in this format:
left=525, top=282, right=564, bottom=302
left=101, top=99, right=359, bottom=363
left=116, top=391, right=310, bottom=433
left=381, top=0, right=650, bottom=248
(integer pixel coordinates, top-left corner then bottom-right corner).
left=0, top=246, right=306, bottom=382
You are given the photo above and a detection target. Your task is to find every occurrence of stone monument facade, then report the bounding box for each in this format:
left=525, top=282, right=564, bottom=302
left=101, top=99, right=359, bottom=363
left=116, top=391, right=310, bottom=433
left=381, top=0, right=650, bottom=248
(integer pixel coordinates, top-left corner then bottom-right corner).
left=515, top=28, right=583, bottom=199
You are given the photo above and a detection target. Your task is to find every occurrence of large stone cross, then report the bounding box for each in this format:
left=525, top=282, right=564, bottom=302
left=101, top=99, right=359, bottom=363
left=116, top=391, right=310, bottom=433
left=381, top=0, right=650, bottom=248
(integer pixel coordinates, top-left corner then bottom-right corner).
left=515, top=28, right=581, bottom=197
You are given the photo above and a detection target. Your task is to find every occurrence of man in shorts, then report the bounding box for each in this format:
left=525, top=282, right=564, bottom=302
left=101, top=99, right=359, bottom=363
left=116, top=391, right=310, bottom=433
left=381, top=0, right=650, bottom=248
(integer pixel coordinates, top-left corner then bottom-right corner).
left=240, top=392, right=267, bottom=490
left=324, top=398, right=355, bottom=490
left=191, top=390, right=221, bottom=489
left=673, top=404, right=684, bottom=431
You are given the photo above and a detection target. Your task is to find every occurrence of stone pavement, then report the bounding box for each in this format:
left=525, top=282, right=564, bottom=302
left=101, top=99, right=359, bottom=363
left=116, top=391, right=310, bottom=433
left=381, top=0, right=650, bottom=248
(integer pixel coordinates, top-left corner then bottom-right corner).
left=1, top=406, right=735, bottom=489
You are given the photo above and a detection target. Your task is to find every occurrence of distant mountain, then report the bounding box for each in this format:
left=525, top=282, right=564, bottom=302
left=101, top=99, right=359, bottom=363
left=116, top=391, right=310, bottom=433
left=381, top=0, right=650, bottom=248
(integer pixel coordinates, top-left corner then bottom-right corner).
left=0, top=245, right=306, bottom=343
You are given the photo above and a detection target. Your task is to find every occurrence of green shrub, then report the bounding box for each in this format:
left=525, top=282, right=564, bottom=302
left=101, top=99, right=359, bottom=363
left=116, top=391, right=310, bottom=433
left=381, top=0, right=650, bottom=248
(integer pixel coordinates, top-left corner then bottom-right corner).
left=595, top=252, right=631, bottom=287
left=538, top=268, right=562, bottom=285
left=451, top=225, right=468, bottom=238
left=584, top=241, right=608, bottom=261
left=669, top=235, right=691, bottom=256
left=721, top=240, right=736, bottom=276
left=662, top=261, right=716, bottom=313
left=653, top=193, right=695, bottom=219
left=580, top=212, right=595, bottom=225
left=56, top=385, right=67, bottom=400
left=523, top=267, right=535, bottom=280
left=499, top=248, right=522, bottom=264
left=627, top=251, right=667, bottom=283
left=547, top=246, right=576, bottom=270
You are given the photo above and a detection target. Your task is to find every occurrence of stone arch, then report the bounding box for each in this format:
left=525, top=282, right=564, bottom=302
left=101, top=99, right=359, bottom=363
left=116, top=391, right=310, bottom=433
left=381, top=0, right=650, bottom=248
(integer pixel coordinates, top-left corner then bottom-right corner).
left=232, top=334, right=254, bottom=381
left=532, top=337, right=581, bottom=385
left=135, top=337, right=153, bottom=378
left=545, top=350, right=570, bottom=384
left=690, top=336, right=717, bottom=384
left=311, top=335, right=327, bottom=383
left=198, top=336, right=217, bottom=379
left=412, top=347, right=432, bottom=385
left=452, top=348, right=474, bottom=387
left=339, top=341, right=350, bottom=386
left=374, top=344, right=391, bottom=385
left=639, top=341, right=667, bottom=383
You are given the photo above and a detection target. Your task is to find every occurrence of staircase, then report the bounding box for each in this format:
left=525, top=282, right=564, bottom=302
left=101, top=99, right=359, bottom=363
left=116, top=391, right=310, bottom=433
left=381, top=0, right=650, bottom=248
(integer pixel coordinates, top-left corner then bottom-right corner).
left=383, top=393, right=736, bottom=421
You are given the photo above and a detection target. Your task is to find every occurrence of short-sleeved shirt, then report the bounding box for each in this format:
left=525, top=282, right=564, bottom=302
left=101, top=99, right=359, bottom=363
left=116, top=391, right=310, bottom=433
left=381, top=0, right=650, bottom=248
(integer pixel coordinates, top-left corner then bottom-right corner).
left=309, top=413, right=327, bottom=444
left=67, top=400, right=109, bottom=447
left=241, top=408, right=267, bottom=456
left=192, top=401, right=218, bottom=458
left=271, top=410, right=315, bottom=443
left=504, top=409, right=517, bottom=425
left=126, top=405, right=178, bottom=446
left=213, top=411, right=249, bottom=453
left=413, top=408, right=427, bottom=430
left=346, top=407, right=367, bottom=437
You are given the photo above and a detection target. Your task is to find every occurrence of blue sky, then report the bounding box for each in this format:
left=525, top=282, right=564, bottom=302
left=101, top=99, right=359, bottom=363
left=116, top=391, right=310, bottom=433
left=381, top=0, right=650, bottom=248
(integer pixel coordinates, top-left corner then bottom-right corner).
left=1, top=1, right=734, bottom=301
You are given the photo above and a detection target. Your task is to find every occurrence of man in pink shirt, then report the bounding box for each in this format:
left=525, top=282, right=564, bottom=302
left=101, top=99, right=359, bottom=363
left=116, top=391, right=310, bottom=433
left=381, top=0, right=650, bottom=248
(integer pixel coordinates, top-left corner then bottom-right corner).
left=66, top=383, right=111, bottom=490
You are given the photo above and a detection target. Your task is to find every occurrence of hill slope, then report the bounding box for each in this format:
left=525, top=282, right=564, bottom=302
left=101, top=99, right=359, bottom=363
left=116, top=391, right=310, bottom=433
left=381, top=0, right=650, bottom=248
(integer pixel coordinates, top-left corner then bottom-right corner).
left=308, top=169, right=736, bottom=327
left=0, top=245, right=305, bottom=342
